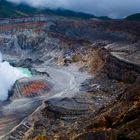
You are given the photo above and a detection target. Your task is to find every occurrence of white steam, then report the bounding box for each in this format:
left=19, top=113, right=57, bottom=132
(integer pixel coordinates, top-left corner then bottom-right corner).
left=0, top=53, right=28, bottom=101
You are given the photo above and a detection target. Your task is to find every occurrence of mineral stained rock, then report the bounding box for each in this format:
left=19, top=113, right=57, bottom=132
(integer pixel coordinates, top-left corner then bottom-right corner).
left=10, top=78, right=50, bottom=99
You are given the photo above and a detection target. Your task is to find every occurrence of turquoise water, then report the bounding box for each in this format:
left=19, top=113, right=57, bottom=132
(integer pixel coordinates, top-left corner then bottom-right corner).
left=18, top=67, right=32, bottom=77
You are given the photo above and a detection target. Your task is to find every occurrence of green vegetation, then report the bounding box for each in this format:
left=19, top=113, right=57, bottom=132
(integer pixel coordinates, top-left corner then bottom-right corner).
left=126, top=13, right=140, bottom=22
left=0, top=0, right=111, bottom=20
left=0, top=0, right=38, bottom=18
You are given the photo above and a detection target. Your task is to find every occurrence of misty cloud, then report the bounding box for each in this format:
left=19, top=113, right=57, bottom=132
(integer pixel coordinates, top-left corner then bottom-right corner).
left=6, top=0, right=140, bottom=18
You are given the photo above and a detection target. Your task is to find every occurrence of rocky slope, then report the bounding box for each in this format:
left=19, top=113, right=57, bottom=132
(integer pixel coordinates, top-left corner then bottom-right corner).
left=0, top=15, right=139, bottom=140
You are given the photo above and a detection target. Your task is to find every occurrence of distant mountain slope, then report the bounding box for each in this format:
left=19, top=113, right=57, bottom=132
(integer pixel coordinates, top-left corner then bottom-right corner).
left=0, top=0, right=111, bottom=20
left=126, top=13, right=140, bottom=22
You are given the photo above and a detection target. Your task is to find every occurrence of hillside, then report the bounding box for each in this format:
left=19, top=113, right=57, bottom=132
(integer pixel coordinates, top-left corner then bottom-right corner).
left=0, top=0, right=111, bottom=20
left=126, top=13, right=140, bottom=22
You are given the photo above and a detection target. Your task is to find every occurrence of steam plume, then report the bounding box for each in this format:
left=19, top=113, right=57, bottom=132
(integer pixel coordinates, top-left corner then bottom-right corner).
left=0, top=52, right=28, bottom=101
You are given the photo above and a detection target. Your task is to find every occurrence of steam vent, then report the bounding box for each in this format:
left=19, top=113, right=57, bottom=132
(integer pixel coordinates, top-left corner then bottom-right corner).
left=0, top=0, right=140, bottom=140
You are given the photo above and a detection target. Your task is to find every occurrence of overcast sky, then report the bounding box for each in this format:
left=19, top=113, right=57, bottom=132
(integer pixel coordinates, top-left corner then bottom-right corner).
left=7, top=0, right=140, bottom=18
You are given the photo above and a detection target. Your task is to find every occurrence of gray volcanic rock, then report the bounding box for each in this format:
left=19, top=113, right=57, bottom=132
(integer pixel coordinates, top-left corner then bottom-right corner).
left=41, top=76, right=124, bottom=121
left=104, top=43, right=140, bottom=83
